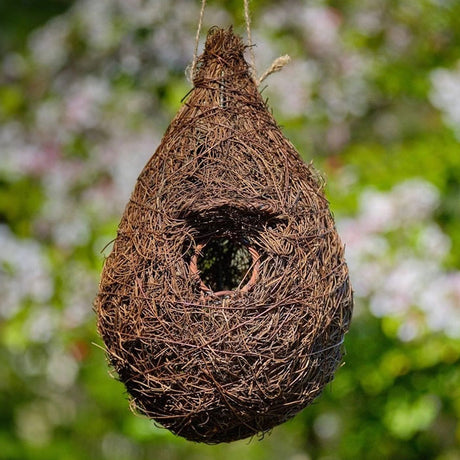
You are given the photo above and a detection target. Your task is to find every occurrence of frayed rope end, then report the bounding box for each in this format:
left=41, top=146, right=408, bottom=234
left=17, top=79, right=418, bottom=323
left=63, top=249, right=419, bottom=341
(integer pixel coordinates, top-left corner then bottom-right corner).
left=257, top=54, right=291, bottom=86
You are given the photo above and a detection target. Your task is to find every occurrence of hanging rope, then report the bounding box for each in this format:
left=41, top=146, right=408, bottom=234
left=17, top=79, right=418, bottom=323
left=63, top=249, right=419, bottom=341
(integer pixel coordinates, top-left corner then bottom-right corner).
left=243, top=0, right=256, bottom=79
left=187, top=0, right=290, bottom=85
left=188, top=0, right=207, bottom=82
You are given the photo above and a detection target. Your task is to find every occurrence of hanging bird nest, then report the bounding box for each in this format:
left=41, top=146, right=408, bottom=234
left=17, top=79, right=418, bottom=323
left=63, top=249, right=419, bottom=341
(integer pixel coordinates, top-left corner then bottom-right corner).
left=95, top=27, right=353, bottom=444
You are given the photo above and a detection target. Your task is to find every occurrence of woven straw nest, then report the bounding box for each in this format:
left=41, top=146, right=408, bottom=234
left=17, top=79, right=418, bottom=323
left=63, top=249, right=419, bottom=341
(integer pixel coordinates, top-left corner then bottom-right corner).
left=96, top=27, right=353, bottom=444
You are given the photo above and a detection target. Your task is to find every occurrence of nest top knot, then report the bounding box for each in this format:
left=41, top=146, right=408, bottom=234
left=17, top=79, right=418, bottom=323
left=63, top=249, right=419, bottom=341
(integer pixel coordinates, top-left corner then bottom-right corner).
left=194, top=27, right=249, bottom=83
left=205, top=26, right=245, bottom=52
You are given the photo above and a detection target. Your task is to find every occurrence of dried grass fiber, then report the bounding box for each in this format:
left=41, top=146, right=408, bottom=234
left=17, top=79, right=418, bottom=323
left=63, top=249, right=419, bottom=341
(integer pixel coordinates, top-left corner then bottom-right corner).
left=95, top=27, right=353, bottom=444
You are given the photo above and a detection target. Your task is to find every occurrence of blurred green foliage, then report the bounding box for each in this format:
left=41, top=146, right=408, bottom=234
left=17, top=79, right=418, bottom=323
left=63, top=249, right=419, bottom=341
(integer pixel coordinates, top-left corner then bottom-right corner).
left=0, top=0, right=73, bottom=52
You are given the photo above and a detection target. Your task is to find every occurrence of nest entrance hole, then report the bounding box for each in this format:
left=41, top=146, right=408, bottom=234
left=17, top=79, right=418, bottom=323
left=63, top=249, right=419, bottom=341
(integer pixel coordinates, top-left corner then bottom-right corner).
left=183, top=205, right=284, bottom=296
left=199, top=239, right=249, bottom=291
left=190, top=238, right=260, bottom=296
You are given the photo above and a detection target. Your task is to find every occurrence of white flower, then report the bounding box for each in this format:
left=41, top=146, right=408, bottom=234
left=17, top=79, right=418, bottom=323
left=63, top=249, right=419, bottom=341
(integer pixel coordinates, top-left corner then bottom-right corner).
left=430, top=63, right=460, bottom=138
left=64, top=77, right=111, bottom=130
left=417, top=224, right=451, bottom=259
left=0, top=226, right=53, bottom=319
left=302, top=7, right=341, bottom=53
left=391, top=179, right=440, bottom=223
left=28, top=17, right=69, bottom=70
left=337, top=179, right=460, bottom=340
left=46, top=349, right=79, bottom=389
left=359, top=189, right=396, bottom=232
left=420, top=274, right=460, bottom=337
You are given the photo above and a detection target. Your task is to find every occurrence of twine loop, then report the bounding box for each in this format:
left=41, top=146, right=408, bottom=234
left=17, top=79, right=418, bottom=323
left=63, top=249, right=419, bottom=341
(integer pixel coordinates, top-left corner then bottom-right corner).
left=187, top=0, right=290, bottom=85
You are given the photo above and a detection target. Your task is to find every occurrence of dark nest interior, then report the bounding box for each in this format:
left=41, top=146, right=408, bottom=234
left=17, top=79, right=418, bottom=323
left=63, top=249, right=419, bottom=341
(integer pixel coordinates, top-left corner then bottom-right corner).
left=95, top=27, right=353, bottom=444
left=195, top=238, right=253, bottom=292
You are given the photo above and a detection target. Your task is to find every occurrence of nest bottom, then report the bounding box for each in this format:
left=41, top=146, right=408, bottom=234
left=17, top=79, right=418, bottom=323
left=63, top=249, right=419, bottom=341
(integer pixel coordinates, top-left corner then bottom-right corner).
left=123, top=342, right=334, bottom=444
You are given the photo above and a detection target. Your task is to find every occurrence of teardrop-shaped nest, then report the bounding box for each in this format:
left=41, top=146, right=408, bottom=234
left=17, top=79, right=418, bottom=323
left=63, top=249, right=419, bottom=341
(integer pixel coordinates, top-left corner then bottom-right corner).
left=95, top=27, right=353, bottom=444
